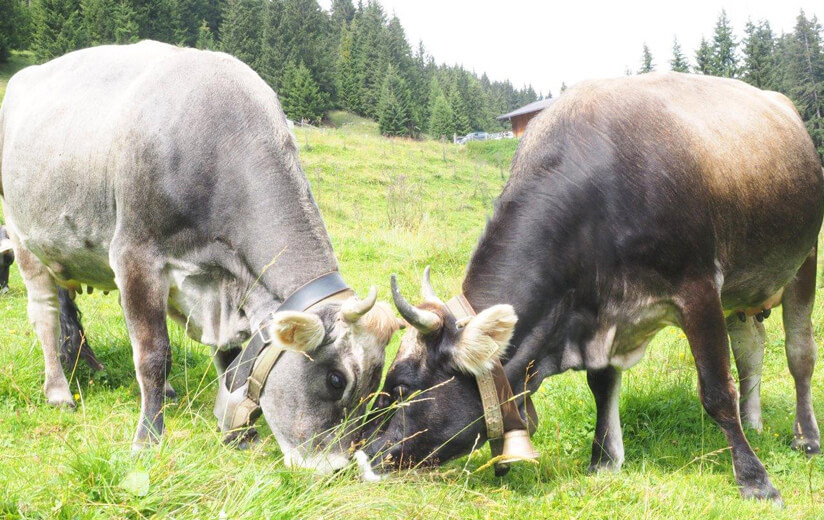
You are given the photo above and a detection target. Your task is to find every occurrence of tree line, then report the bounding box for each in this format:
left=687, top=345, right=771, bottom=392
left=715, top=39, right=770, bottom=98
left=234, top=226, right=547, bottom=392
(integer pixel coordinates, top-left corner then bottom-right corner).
left=0, top=0, right=543, bottom=138
left=638, top=9, right=824, bottom=160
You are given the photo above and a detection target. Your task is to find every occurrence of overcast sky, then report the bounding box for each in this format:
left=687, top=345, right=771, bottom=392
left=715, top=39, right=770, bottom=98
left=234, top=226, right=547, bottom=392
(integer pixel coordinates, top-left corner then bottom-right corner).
left=319, top=0, right=822, bottom=97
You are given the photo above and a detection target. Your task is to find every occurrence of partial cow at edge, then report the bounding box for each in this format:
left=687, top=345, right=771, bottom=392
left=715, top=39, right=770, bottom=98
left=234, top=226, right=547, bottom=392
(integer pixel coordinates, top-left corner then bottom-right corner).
left=0, top=41, right=399, bottom=471
left=365, top=72, right=823, bottom=503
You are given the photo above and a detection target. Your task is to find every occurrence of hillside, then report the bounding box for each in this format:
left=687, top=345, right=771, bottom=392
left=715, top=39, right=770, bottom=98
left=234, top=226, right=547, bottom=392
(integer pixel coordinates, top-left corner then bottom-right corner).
left=0, top=60, right=822, bottom=519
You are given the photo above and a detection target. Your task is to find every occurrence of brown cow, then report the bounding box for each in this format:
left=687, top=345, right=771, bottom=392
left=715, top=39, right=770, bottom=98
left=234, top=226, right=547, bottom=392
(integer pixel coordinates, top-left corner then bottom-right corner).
left=363, top=72, right=822, bottom=503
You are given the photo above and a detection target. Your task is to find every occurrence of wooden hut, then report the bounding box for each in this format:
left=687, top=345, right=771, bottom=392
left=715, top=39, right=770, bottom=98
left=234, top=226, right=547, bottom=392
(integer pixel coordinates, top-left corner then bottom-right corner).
left=497, top=98, right=556, bottom=137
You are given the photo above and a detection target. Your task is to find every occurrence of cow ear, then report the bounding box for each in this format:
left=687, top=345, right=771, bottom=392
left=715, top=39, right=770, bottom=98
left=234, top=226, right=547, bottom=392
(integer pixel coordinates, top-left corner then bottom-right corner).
left=449, top=304, right=517, bottom=375
left=267, top=311, right=325, bottom=352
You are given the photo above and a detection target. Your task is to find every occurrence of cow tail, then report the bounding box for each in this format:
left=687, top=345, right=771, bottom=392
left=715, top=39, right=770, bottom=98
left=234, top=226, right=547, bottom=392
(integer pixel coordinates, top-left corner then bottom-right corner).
left=58, top=288, right=104, bottom=372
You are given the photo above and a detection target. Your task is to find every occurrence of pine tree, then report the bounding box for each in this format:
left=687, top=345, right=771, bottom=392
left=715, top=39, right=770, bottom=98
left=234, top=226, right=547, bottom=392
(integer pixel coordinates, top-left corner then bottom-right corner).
left=131, top=0, right=179, bottom=43
left=741, top=20, right=776, bottom=89
left=112, top=0, right=139, bottom=43
left=448, top=82, right=471, bottom=135
left=330, top=0, right=355, bottom=31
left=560, top=82, right=567, bottom=94
left=384, top=15, right=419, bottom=129
left=428, top=78, right=453, bottom=138
left=219, top=0, right=263, bottom=66
left=81, top=0, right=114, bottom=45
left=0, top=0, right=26, bottom=61
left=711, top=10, right=738, bottom=77
left=335, top=22, right=361, bottom=111
left=409, top=41, right=432, bottom=128
left=670, top=37, right=690, bottom=72
left=785, top=11, right=824, bottom=159
left=256, top=0, right=284, bottom=87
left=695, top=36, right=713, bottom=74
left=196, top=19, right=215, bottom=49
left=351, top=1, right=387, bottom=119
left=639, top=43, right=654, bottom=73
left=279, top=61, right=325, bottom=124
left=31, top=0, right=87, bottom=61
left=378, top=64, right=411, bottom=136
left=0, top=0, right=13, bottom=62
left=258, top=0, right=333, bottom=96
left=174, top=0, right=209, bottom=47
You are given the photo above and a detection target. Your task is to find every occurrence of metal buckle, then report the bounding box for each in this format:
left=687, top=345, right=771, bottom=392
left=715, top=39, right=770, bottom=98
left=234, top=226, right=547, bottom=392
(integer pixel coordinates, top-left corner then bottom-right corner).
left=257, top=318, right=274, bottom=345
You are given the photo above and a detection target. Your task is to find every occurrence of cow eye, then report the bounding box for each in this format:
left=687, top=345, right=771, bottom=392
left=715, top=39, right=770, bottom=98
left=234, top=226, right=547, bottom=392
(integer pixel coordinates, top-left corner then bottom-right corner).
left=392, top=384, right=409, bottom=400
left=327, top=370, right=346, bottom=391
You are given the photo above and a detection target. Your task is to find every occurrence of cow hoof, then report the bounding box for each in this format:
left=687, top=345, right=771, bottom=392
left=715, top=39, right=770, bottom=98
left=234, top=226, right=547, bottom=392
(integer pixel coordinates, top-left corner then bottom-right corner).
left=45, top=386, right=76, bottom=409
left=47, top=396, right=76, bottom=409
left=164, top=387, right=178, bottom=401
left=741, top=418, right=763, bottom=433
left=131, top=440, right=159, bottom=455
left=223, top=428, right=258, bottom=450
left=740, top=483, right=783, bottom=506
left=791, top=437, right=821, bottom=455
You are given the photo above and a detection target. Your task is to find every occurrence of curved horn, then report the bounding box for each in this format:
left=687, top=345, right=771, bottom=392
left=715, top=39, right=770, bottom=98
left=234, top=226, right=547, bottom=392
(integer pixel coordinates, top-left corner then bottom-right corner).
left=341, top=286, right=378, bottom=323
left=391, top=274, right=442, bottom=334
left=421, top=266, right=443, bottom=304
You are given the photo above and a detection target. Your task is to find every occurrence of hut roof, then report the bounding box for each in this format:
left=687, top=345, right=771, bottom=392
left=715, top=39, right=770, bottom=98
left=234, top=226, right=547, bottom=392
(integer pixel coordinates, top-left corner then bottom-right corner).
left=496, top=98, right=556, bottom=120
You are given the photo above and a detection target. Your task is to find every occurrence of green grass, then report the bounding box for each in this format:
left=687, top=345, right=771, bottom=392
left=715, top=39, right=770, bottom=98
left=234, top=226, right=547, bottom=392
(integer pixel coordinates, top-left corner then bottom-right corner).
left=464, top=138, right=520, bottom=169
left=0, top=57, right=822, bottom=518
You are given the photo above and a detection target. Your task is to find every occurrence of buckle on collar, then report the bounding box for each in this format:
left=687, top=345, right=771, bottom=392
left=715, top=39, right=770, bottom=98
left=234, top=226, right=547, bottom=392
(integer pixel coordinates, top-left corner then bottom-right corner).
left=257, top=319, right=273, bottom=345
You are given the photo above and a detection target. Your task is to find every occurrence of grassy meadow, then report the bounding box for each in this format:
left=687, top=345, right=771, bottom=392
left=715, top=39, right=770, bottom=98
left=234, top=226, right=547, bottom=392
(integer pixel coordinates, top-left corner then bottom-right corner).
left=1, top=55, right=823, bottom=519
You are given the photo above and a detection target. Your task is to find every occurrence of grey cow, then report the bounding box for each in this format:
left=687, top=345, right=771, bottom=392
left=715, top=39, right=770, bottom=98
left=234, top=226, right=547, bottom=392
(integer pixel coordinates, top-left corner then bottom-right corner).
left=0, top=41, right=400, bottom=470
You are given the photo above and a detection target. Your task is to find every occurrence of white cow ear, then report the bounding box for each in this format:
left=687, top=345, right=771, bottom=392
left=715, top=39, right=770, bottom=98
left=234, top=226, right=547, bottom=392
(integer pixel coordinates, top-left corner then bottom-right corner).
left=0, top=238, right=13, bottom=253
left=268, top=311, right=325, bottom=352
left=450, top=305, right=517, bottom=375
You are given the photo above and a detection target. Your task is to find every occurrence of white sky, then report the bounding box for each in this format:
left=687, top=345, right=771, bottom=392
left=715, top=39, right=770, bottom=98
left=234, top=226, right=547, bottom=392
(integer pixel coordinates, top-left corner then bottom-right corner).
left=319, top=0, right=822, bottom=97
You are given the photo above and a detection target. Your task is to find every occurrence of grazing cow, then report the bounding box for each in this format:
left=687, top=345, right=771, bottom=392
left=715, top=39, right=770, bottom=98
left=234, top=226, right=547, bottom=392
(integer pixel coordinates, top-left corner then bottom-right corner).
left=363, top=73, right=822, bottom=502
left=0, top=41, right=399, bottom=469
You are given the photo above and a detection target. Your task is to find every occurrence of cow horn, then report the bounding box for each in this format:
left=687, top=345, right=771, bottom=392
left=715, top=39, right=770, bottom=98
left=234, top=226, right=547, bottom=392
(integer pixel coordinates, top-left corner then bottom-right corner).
left=391, top=274, right=442, bottom=334
left=341, top=286, right=378, bottom=323
left=421, top=266, right=443, bottom=305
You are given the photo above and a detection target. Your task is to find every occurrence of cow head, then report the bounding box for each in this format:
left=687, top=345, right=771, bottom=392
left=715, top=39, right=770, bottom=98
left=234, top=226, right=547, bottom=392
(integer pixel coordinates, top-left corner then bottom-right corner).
left=259, top=287, right=403, bottom=473
left=0, top=226, right=14, bottom=293
left=359, top=268, right=518, bottom=471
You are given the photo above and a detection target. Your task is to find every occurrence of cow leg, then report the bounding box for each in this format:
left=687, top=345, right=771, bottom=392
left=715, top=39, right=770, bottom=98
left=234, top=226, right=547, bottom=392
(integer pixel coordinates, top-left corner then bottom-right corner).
left=781, top=250, right=820, bottom=454
left=0, top=261, right=10, bottom=292
left=13, top=241, right=74, bottom=407
left=587, top=366, right=624, bottom=472
left=727, top=315, right=765, bottom=431
left=112, top=249, right=171, bottom=450
left=679, top=279, right=780, bottom=502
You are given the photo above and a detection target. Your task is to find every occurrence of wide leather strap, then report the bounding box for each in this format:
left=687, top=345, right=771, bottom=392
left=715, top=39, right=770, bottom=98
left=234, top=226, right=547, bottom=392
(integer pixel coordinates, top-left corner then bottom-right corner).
left=277, top=271, right=352, bottom=312
left=445, top=294, right=539, bottom=472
